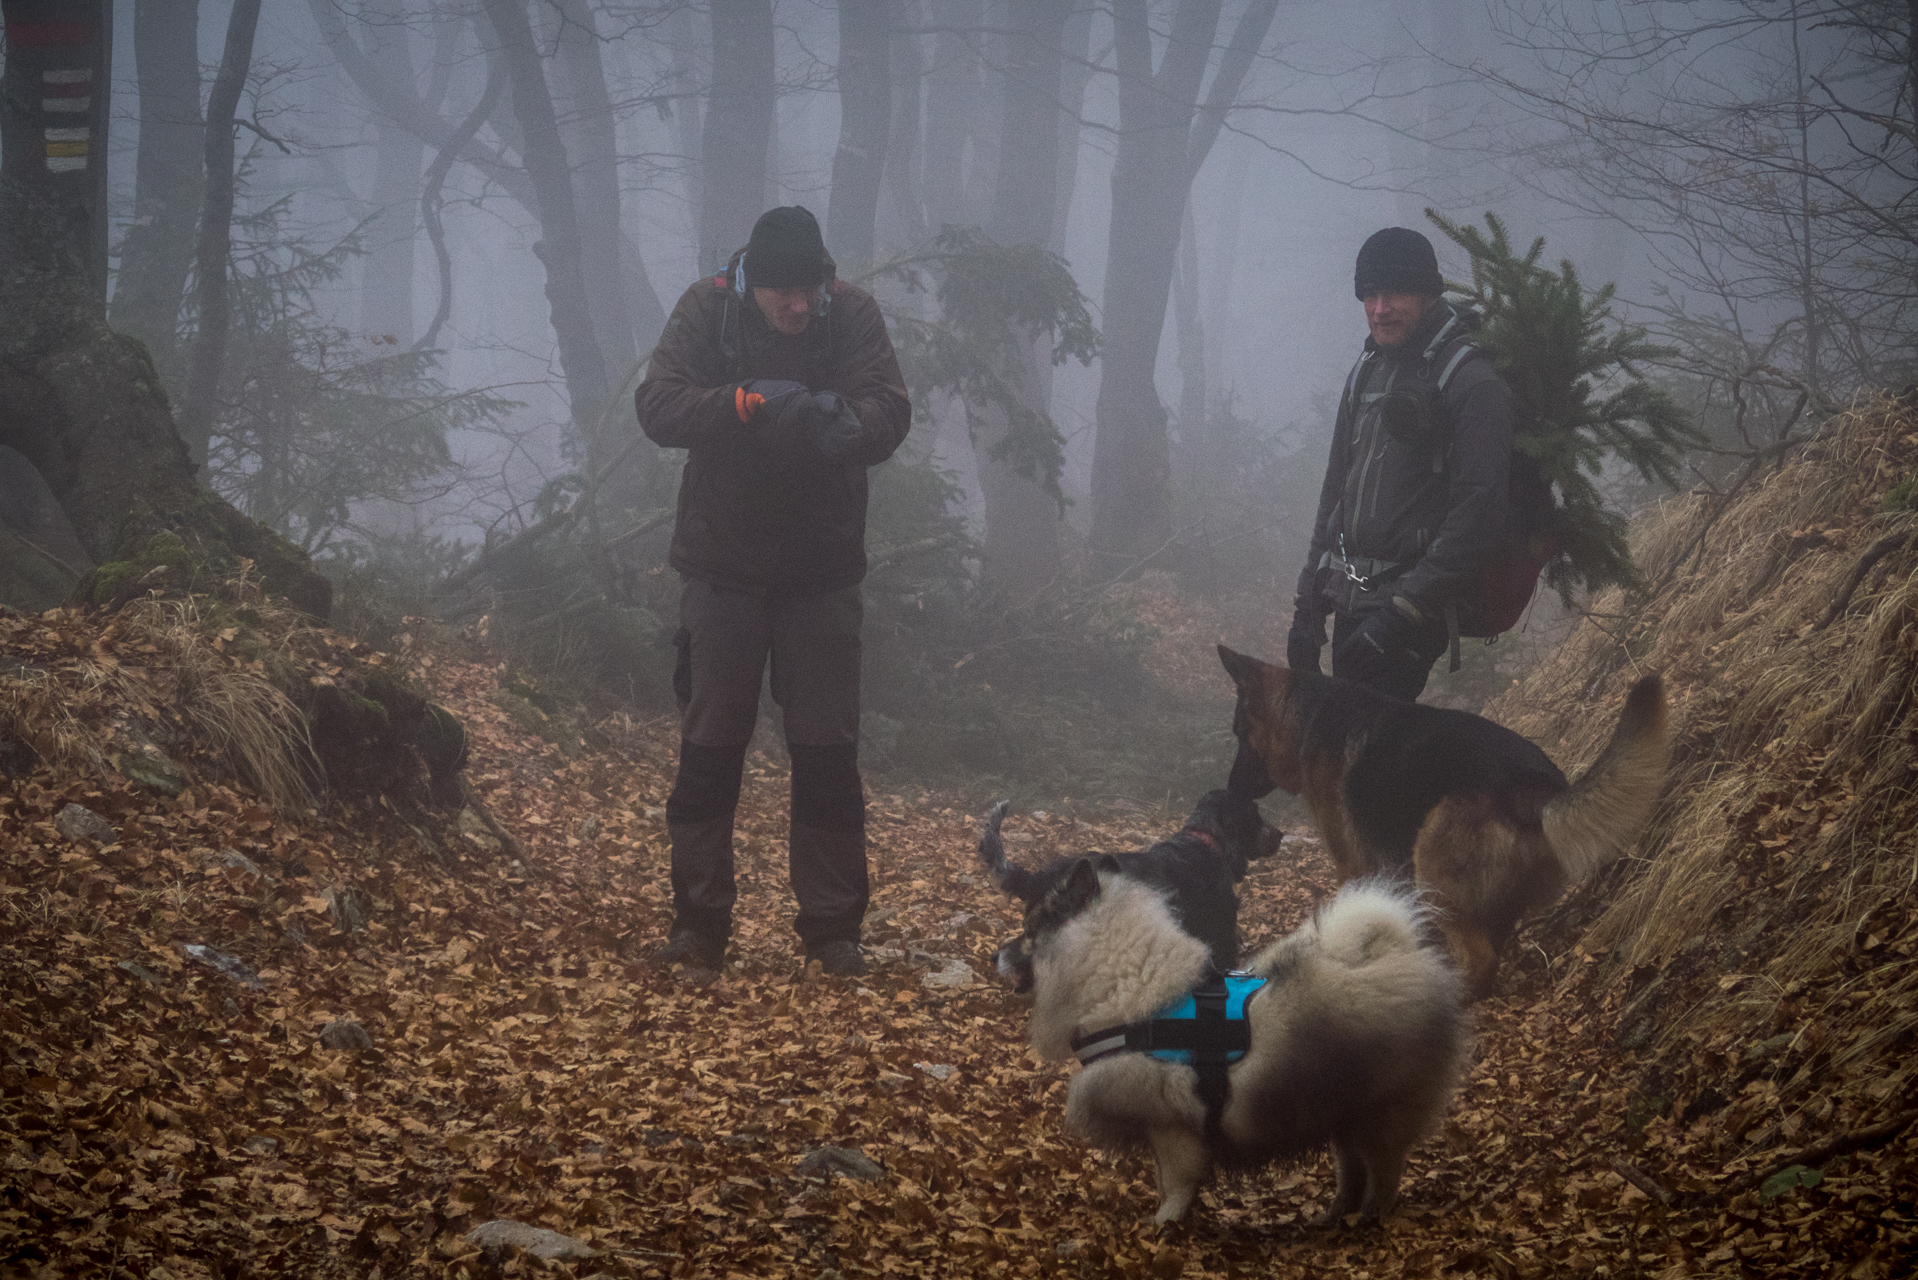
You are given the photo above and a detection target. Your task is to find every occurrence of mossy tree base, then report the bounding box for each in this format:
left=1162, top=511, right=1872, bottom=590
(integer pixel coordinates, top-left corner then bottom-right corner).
left=0, top=179, right=331, bottom=621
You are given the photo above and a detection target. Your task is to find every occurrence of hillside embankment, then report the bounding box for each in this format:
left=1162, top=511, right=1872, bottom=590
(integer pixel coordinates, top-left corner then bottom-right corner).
left=3, top=399, right=1916, bottom=1278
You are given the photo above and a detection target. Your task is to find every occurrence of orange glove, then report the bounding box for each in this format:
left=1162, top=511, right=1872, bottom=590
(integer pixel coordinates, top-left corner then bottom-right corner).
left=735, top=385, right=765, bottom=423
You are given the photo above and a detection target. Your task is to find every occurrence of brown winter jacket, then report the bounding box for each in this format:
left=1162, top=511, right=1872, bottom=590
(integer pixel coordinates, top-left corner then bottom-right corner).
left=636, top=262, right=912, bottom=595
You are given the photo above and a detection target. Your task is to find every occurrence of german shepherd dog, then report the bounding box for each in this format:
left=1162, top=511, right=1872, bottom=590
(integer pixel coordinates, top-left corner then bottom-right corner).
left=980, top=789, right=1281, bottom=987
left=1006, top=860, right=1468, bottom=1224
left=1217, top=644, right=1671, bottom=999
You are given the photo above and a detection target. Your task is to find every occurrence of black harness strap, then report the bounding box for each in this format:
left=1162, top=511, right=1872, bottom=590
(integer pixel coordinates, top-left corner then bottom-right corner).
left=1189, top=973, right=1234, bottom=1140
left=1070, top=972, right=1247, bottom=1139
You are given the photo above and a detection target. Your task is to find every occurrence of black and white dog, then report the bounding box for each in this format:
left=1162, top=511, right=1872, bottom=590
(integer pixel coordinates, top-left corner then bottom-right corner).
left=979, top=788, right=1279, bottom=990
left=1004, top=861, right=1470, bottom=1225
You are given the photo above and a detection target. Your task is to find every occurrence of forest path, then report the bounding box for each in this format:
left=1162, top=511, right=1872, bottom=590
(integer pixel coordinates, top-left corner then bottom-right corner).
left=0, top=609, right=1908, bottom=1279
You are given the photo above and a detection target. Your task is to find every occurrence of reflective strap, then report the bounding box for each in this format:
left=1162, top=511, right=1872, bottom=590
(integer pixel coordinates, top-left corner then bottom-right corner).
left=1072, top=1031, right=1129, bottom=1065
left=1436, top=340, right=1481, bottom=393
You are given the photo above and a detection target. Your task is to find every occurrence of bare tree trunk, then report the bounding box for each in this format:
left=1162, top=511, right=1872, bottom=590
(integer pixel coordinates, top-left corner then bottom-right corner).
left=177, top=0, right=262, bottom=474
left=1048, top=3, right=1095, bottom=253
left=827, top=0, right=892, bottom=269
left=481, top=0, right=610, bottom=432
left=881, top=0, right=928, bottom=250
left=359, top=0, right=422, bottom=345
left=669, top=4, right=705, bottom=225
left=1204, top=139, right=1247, bottom=399
left=921, top=0, right=980, bottom=226
left=699, top=0, right=775, bottom=273
left=1088, top=0, right=1277, bottom=575
left=113, top=0, right=201, bottom=376
left=0, top=0, right=328, bottom=619
left=969, top=0, right=1070, bottom=604
left=553, top=0, right=658, bottom=369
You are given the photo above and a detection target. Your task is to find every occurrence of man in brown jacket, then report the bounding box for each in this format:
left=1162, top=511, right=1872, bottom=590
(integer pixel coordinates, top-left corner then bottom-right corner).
left=635, top=206, right=911, bottom=976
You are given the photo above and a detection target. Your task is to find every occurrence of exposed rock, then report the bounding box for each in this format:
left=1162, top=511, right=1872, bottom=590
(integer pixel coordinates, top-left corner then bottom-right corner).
left=177, top=943, right=264, bottom=989
left=55, top=803, right=114, bottom=844
left=240, top=1135, right=278, bottom=1155
left=875, top=1071, right=913, bottom=1094
left=115, top=740, right=187, bottom=796
left=914, top=1062, right=956, bottom=1081
left=116, top=959, right=160, bottom=984
left=457, top=806, right=502, bottom=854
left=794, top=1145, right=885, bottom=1182
left=322, top=885, right=370, bottom=933
left=196, top=846, right=270, bottom=879
left=319, top=1019, right=373, bottom=1051
left=464, top=1220, right=599, bottom=1263
left=921, top=958, right=977, bottom=989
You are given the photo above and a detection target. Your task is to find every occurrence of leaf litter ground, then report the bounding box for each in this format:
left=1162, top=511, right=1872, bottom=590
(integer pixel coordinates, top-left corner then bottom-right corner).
left=2, top=592, right=1915, bottom=1278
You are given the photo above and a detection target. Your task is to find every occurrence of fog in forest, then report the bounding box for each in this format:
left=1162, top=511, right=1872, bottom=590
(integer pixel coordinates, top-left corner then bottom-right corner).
left=4, top=0, right=1912, bottom=801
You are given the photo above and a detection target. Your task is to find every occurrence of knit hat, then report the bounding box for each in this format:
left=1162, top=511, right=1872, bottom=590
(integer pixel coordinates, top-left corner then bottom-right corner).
left=743, top=206, right=827, bottom=289
left=1354, top=227, right=1443, bottom=299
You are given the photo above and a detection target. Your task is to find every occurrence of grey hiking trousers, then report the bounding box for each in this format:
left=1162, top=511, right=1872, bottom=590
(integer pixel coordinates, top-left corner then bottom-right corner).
left=664, top=577, right=868, bottom=947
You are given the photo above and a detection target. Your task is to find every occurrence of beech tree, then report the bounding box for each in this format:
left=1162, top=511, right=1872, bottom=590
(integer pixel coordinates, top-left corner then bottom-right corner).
left=1087, top=0, right=1280, bottom=576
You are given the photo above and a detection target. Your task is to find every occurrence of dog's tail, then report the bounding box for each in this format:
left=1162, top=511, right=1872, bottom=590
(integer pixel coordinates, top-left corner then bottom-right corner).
left=978, top=800, right=1045, bottom=902
left=1311, top=878, right=1436, bottom=969
left=1542, top=675, right=1672, bottom=884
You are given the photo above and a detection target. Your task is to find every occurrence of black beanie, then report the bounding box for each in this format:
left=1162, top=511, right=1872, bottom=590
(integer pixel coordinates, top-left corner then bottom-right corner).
left=743, top=206, right=827, bottom=289
left=1354, top=227, right=1443, bottom=299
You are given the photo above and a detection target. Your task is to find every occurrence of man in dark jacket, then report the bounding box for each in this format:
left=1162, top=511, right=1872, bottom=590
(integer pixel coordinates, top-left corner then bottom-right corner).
left=636, top=206, right=911, bottom=975
left=1287, top=227, right=1516, bottom=700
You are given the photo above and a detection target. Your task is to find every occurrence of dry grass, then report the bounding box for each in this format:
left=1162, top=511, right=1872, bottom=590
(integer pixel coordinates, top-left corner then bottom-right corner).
left=112, top=596, right=318, bottom=813
left=1485, top=391, right=1918, bottom=1061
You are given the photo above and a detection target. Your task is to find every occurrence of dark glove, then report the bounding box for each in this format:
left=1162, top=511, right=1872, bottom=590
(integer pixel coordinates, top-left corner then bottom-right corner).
left=734, top=378, right=808, bottom=428
left=800, top=390, right=864, bottom=463
left=1285, top=596, right=1328, bottom=673
left=1335, top=597, right=1423, bottom=686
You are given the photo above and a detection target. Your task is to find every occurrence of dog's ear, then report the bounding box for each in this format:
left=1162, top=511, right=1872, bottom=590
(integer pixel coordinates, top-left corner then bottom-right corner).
left=1053, top=857, right=1104, bottom=918
left=1218, top=644, right=1263, bottom=691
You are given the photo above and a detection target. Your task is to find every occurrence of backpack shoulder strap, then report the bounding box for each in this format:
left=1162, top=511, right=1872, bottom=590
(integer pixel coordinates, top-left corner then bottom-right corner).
left=1435, top=337, right=1488, bottom=394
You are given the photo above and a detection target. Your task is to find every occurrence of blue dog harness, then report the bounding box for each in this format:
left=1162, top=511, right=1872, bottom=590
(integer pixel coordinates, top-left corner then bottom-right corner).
left=1070, top=971, right=1267, bottom=1136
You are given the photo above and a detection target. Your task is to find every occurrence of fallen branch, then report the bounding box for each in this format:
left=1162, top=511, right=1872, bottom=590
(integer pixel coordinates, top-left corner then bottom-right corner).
left=440, top=509, right=577, bottom=595
left=1814, top=529, right=1918, bottom=631
left=1614, top=1106, right=1918, bottom=1209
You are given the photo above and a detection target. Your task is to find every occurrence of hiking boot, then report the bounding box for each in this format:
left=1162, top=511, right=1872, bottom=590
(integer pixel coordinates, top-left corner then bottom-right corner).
left=649, top=930, right=725, bottom=970
left=806, top=939, right=868, bottom=977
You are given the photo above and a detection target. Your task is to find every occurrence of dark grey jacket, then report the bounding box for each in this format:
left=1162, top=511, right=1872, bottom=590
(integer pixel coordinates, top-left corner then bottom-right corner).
left=1299, top=300, right=1515, bottom=617
left=637, top=258, right=911, bottom=596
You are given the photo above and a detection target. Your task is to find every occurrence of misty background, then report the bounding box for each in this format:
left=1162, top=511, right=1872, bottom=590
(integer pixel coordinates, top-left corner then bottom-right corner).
left=7, top=0, right=1911, bottom=804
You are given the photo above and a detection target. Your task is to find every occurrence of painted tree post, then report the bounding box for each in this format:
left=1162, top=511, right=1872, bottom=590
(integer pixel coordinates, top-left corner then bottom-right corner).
left=0, top=0, right=330, bottom=620
left=0, top=0, right=111, bottom=303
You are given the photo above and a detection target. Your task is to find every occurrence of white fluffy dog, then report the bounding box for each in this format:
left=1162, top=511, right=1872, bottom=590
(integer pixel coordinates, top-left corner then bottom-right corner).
left=1008, top=858, right=1469, bottom=1224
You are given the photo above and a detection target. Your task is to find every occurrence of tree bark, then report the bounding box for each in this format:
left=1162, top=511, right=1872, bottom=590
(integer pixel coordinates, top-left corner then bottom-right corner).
left=176, top=0, right=262, bottom=475
left=0, top=0, right=328, bottom=619
left=553, top=0, right=657, bottom=368
left=970, top=0, right=1071, bottom=605
left=698, top=0, right=775, bottom=274
left=920, top=0, right=981, bottom=227
left=1088, top=0, right=1278, bottom=575
left=481, top=0, right=611, bottom=435
left=112, top=0, right=202, bottom=376
left=881, top=1, right=928, bottom=250
left=828, top=0, right=892, bottom=269
left=359, top=0, right=423, bottom=345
